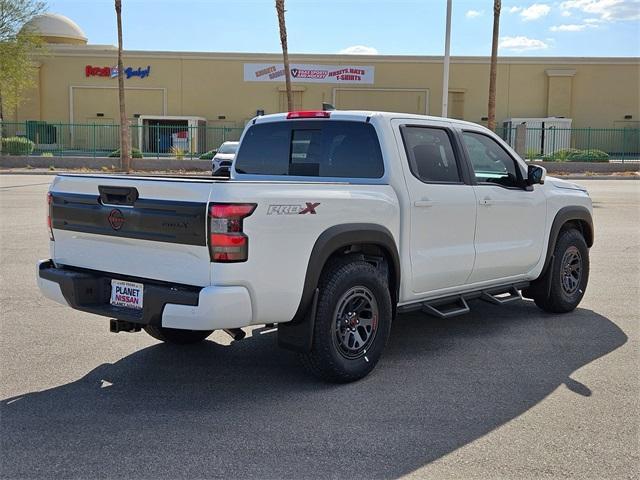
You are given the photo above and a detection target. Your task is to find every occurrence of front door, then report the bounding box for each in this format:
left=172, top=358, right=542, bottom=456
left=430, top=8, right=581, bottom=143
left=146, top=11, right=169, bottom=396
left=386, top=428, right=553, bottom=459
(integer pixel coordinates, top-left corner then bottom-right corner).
left=460, top=130, right=547, bottom=283
left=393, top=120, right=477, bottom=295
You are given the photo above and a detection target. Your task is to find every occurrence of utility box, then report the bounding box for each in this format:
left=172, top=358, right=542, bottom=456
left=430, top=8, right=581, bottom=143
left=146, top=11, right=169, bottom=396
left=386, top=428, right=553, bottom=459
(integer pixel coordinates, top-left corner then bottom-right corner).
left=137, top=116, right=207, bottom=155
left=503, top=117, right=572, bottom=157
left=26, top=121, right=57, bottom=145
left=171, top=131, right=190, bottom=151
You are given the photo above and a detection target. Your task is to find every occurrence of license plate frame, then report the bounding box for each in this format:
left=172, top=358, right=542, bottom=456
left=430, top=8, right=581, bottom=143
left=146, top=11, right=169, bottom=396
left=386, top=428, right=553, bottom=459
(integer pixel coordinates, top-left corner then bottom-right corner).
left=110, top=279, right=144, bottom=310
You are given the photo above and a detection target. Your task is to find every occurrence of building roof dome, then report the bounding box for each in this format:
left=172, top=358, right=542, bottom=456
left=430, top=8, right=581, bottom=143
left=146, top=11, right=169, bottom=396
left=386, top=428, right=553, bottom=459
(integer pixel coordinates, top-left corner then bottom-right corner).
left=22, top=13, right=87, bottom=44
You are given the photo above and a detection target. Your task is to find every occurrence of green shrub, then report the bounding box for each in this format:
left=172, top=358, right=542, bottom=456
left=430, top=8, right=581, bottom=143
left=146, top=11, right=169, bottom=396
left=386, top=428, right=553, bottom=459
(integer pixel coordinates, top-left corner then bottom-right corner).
left=525, top=149, right=540, bottom=161
left=199, top=149, right=217, bottom=160
left=565, top=149, right=609, bottom=162
left=41, top=152, right=54, bottom=157
left=542, top=148, right=609, bottom=162
left=542, top=148, right=581, bottom=162
left=108, top=147, right=143, bottom=158
left=170, top=146, right=185, bottom=160
left=1, top=136, right=35, bottom=155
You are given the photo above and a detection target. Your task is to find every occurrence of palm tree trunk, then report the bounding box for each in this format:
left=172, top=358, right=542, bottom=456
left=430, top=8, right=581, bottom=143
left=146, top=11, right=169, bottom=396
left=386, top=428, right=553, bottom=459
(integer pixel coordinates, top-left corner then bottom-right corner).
left=0, top=90, right=4, bottom=139
left=275, top=0, right=293, bottom=111
left=488, top=0, right=501, bottom=132
left=115, top=0, right=130, bottom=172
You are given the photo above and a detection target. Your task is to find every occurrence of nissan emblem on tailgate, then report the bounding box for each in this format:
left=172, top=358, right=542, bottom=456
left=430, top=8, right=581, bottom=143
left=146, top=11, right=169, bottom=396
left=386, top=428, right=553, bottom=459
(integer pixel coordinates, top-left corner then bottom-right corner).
left=108, top=209, right=125, bottom=230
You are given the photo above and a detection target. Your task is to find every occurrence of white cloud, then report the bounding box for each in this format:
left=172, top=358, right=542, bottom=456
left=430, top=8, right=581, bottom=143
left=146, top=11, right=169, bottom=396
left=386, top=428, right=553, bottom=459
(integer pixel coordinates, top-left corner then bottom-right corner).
left=466, top=9, right=484, bottom=18
left=499, top=35, right=550, bottom=51
left=338, top=45, right=379, bottom=55
left=550, top=23, right=589, bottom=30
left=561, top=10, right=572, bottom=15
left=560, top=0, right=640, bottom=22
left=509, top=6, right=523, bottom=13
left=520, top=3, right=552, bottom=20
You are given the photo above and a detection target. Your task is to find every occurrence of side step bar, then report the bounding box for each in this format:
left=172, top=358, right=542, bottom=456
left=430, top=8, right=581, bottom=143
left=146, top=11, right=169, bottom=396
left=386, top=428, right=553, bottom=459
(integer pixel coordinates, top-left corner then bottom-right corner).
left=422, top=296, right=470, bottom=319
left=480, top=286, right=522, bottom=305
left=399, top=282, right=529, bottom=319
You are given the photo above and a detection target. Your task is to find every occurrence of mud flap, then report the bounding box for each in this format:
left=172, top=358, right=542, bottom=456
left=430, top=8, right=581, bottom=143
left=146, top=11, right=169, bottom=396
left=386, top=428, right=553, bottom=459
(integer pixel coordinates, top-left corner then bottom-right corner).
left=277, top=288, right=318, bottom=352
left=522, top=254, right=555, bottom=301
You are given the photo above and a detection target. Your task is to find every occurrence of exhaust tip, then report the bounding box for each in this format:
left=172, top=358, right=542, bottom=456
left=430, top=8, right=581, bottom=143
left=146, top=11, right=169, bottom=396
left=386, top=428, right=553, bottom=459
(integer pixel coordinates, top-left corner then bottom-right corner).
left=223, top=328, right=246, bottom=341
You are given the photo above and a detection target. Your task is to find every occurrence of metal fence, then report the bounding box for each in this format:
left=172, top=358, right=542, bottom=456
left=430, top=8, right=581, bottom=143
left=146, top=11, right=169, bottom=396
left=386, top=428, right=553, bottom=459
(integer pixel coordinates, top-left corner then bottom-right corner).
left=497, top=126, right=640, bottom=162
left=0, top=122, right=245, bottom=159
left=2, top=122, right=639, bottom=162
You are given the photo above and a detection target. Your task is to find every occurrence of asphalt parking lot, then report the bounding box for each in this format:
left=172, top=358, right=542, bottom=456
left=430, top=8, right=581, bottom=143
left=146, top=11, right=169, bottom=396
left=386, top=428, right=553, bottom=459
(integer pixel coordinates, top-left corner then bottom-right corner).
left=0, top=175, right=638, bottom=479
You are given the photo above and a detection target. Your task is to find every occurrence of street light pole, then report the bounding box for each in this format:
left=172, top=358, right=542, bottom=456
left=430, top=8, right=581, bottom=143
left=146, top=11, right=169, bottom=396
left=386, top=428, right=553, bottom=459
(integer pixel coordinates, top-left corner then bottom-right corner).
left=442, top=0, right=452, bottom=117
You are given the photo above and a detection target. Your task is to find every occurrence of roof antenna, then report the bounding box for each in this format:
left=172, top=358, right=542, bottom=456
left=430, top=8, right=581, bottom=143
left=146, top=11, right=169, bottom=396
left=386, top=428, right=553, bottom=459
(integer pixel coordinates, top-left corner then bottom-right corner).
left=322, top=102, right=336, bottom=111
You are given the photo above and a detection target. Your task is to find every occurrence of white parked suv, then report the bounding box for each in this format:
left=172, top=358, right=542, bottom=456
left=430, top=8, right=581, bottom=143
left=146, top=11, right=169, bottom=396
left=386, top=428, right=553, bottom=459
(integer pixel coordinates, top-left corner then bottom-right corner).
left=37, top=110, right=593, bottom=382
left=211, top=141, right=238, bottom=175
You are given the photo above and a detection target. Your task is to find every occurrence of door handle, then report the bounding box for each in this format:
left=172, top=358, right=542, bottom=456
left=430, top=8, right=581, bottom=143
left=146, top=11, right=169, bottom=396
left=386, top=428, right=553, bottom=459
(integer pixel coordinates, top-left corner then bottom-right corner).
left=479, top=196, right=494, bottom=206
left=414, top=199, right=436, bottom=207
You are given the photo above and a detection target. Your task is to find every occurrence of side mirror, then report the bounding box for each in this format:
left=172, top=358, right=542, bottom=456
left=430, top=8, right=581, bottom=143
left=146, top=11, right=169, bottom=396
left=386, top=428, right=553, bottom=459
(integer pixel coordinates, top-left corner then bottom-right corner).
left=527, top=165, right=546, bottom=186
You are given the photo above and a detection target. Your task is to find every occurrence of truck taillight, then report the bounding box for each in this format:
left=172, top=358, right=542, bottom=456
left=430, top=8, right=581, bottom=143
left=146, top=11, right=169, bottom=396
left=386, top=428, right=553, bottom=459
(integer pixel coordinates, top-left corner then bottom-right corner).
left=47, top=192, right=54, bottom=241
left=208, top=203, right=256, bottom=262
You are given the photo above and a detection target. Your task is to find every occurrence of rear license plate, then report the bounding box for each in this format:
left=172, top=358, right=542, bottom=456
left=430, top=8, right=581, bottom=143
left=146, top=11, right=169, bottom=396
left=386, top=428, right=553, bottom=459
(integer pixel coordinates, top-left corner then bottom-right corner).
left=110, top=280, right=144, bottom=310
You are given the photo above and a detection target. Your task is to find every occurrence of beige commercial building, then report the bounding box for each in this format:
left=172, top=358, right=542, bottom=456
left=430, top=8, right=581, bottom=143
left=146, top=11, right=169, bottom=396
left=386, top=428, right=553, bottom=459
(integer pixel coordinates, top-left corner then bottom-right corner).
left=8, top=13, right=640, bottom=134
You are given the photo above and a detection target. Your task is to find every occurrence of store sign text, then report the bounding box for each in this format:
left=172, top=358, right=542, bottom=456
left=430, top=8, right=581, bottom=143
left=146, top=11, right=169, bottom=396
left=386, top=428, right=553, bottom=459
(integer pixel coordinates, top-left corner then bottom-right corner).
left=244, top=63, right=374, bottom=84
left=85, top=65, right=151, bottom=79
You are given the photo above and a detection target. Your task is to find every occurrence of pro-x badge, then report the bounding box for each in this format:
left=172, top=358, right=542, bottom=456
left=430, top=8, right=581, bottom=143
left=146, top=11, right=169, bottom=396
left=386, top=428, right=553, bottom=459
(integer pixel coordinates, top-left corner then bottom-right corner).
left=267, top=202, right=320, bottom=215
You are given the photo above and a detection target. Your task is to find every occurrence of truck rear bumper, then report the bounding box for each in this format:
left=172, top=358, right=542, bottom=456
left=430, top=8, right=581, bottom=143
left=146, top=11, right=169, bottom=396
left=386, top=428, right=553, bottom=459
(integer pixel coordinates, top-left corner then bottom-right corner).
left=36, top=260, right=252, bottom=331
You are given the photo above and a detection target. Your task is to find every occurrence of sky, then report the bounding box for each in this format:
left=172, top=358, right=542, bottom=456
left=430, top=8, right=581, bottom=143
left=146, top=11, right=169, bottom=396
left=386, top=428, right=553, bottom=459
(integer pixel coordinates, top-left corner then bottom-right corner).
left=47, top=0, right=640, bottom=57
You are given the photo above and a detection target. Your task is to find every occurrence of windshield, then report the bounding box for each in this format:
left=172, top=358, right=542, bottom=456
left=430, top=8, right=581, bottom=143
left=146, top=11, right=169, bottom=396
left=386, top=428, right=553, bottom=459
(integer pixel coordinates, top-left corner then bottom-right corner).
left=218, top=143, right=238, bottom=154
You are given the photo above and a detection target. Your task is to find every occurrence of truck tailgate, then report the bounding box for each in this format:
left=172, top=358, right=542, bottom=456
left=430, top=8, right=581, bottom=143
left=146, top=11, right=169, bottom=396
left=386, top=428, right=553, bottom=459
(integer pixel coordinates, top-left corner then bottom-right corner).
left=49, top=175, right=215, bottom=286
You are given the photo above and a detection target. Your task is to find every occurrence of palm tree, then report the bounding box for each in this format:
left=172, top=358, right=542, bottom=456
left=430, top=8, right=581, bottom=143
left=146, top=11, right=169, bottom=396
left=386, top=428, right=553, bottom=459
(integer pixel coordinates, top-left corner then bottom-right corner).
left=275, top=0, right=293, bottom=111
left=115, top=0, right=130, bottom=172
left=487, top=0, right=501, bottom=132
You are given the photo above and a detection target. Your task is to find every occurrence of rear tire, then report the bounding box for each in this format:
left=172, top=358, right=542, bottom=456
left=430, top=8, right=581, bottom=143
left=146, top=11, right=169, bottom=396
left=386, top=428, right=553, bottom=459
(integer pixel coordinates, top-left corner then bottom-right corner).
left=300, top=260, right=393, bottom=383
left=144, top=325, right=213, bottom=344
left=530, top=228, right=589, bottom=313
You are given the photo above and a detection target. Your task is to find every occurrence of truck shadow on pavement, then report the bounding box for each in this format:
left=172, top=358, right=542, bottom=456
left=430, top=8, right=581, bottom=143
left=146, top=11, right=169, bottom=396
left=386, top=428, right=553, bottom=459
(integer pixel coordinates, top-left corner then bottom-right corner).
left=1, top=301, right=627, bottom=479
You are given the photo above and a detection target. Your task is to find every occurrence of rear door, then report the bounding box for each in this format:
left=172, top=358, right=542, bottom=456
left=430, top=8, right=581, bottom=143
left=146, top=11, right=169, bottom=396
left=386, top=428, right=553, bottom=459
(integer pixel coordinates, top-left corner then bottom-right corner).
left=50, top=175, right=215, bottom=286
left=392, top=119, right=477, bottom=294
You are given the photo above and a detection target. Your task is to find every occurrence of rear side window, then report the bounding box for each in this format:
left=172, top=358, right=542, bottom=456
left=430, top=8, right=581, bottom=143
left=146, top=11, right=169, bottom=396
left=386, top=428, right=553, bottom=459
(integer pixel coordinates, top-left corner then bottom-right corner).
left=235, top=120, right=384, bottom=178
left=400, top=126, right=461, bottom=183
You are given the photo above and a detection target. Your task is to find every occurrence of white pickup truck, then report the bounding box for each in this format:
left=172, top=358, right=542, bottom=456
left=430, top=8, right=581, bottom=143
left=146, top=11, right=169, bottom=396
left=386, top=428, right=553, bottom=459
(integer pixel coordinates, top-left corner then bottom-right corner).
left=37, top=110, right=593, bottom=382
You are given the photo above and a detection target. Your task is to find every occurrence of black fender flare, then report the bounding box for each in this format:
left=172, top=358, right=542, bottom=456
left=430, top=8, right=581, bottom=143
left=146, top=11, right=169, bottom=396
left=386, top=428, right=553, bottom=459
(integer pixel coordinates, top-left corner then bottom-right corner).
left=541, top=205, right=593, bottom=275
left=524, top=205, right=593, bottom=300
left=277, top=223, right=400, bottom=352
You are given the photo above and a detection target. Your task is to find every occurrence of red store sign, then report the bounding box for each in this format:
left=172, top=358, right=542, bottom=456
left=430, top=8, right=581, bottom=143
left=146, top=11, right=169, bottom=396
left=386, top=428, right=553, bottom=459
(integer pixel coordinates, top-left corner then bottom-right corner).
left=85, top=64, right=151, bottom=79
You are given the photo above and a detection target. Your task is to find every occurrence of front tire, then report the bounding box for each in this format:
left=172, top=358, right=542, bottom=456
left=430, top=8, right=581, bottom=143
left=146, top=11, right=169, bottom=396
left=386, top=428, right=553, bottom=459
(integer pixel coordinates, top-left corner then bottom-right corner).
left=300, top=260, right=393, bottom=383
left=530, top=228, right=590, bottom=313
left=144, top=325, right=213, bottom=344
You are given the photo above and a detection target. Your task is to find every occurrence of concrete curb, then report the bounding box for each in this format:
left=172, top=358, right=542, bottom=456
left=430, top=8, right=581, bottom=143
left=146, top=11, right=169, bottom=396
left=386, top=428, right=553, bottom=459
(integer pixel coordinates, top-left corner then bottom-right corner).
left=0, top=155, right=212, bottom=171
left=560, top=176, right=639, bottom=180
left=1, top=171, right=88, bottom=175
left=531, top=161, right=639, bottom=174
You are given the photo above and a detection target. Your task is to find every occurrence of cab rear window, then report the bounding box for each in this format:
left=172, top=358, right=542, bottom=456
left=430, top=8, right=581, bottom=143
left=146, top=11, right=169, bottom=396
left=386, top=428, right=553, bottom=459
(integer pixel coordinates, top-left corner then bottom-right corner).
left=234, top=120, right=384, bottom=178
